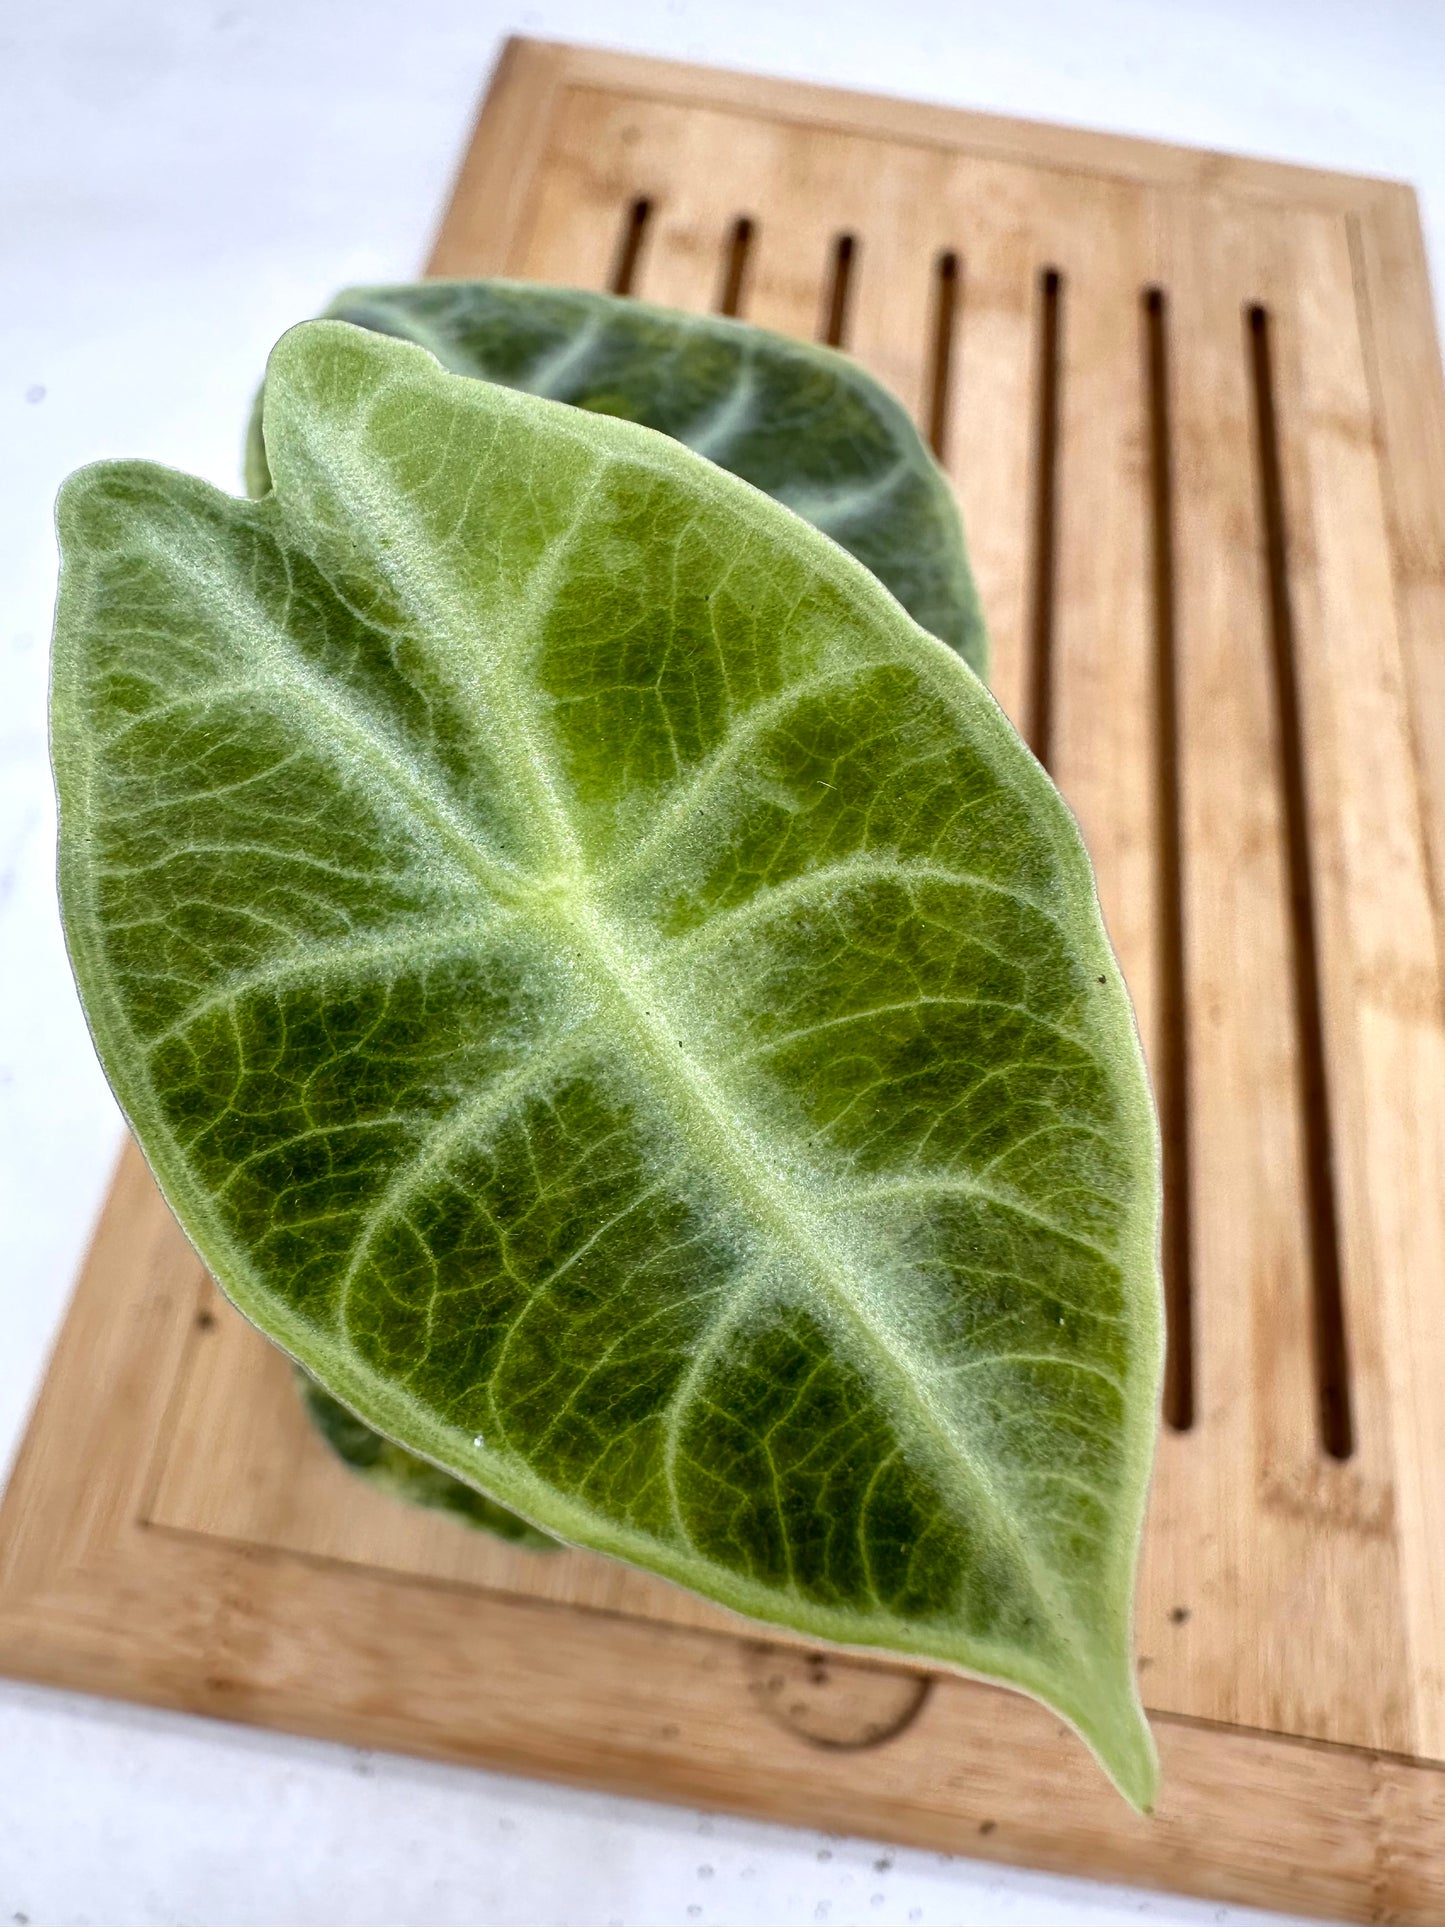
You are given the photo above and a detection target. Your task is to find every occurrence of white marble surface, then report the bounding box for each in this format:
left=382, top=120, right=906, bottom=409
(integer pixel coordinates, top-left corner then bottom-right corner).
left=2, top=2, right=1440, bottom=1921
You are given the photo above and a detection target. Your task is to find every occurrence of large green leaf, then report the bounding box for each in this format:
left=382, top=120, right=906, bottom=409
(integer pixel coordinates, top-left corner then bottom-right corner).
left=245, top=280, right=988, bottom=678
left=53, top=320, right=1161, bottom=1806
left=250, top=281, right=992, bottom=1525
left=254, top=282, right=991, bottom=1541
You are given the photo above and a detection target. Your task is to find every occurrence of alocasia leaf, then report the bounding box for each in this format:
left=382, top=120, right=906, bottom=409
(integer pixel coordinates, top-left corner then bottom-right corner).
left=244, top=280, right=989, bottom=678
left=296, top=1369, right=559, bottom=1547
left=52, top=319, right=1162, bottom=1806
left=248, top=280, right=995, bottom=1527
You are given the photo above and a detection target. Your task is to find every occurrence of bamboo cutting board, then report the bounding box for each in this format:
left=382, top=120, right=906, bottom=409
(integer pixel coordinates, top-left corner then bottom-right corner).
left=6, top=38, right=1445, bottom=1922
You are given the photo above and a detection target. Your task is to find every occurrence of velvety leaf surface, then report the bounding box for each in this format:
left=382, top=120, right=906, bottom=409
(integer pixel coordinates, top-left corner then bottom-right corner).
left=296, top=1370, right=558, bottom=1547
left=245, top=280, right=988, bottom=677
left=255, top=286, right=987, bottom=1546
left=54, top=320, right=1161, bottom=1805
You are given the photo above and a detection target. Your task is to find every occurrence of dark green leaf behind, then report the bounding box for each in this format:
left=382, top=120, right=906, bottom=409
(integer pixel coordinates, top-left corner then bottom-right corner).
left=245, top=280, right=988, bottom=677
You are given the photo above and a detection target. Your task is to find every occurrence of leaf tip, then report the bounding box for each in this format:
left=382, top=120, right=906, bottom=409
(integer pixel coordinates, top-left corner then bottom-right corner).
left=1079, top=1678, right=1159, bottom=1815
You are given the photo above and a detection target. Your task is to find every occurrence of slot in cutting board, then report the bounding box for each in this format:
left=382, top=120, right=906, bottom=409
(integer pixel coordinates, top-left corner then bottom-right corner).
left=6, top=36, right=1445, bottom=1921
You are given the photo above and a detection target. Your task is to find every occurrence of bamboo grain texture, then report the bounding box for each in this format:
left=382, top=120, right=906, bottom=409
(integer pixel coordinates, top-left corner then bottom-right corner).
left=5, top=37, right=1445, bottom=1921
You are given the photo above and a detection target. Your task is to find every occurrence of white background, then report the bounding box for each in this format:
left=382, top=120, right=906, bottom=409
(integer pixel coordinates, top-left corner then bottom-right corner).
left=2, top=2, right=1441, bottom=1922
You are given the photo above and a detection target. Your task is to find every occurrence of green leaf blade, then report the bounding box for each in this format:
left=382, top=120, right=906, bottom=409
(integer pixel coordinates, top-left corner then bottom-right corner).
left=246, top=280, right=989, bottom=678
left=54, top=319, right=1162, bottom=1807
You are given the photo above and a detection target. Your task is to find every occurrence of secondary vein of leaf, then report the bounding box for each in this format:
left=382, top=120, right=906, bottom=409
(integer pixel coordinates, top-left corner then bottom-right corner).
left=655, top=854, right=1060, bottom=969
left=334, top=1024, right=594, bottom=1336
left=148, top=545, right=534, bottom=908
left=139, top=916, right=504, bottom=1053
left=598, top=661, right=898, bottom=892
left=777, top=454, right=910, bottom=532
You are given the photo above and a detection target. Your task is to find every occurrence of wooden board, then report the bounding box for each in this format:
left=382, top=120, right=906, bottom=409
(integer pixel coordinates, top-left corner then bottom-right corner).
left=6, top=36, right=1445, bottom=1922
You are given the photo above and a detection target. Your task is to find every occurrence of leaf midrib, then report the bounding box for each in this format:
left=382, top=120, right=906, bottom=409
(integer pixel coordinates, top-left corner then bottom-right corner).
left=548, top=887, right=1086, bottom=1661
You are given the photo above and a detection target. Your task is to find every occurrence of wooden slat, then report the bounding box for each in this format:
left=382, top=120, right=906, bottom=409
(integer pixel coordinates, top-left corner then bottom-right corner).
left=1348, top=188, right=1445, bottom=961
left=1137, top=194, right=1410, bottom=1750
left=9, top=38, right=1445, bottom=1920
left=1019, top=181, right=1178, bottom=1708
left=608, top=104, right=776, bottom=315
left=826, top=141, right=951, bottom=425
left=734, top=131, right=865, bottom=344
left=549, top=39, right=1401, bottom=215
left=1026, top=180, right=1159, bottom=1083
left=1273, top=205, right=1445, bottom=1755
left=937, top=163, right=1041, bottom=731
